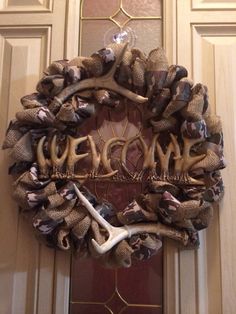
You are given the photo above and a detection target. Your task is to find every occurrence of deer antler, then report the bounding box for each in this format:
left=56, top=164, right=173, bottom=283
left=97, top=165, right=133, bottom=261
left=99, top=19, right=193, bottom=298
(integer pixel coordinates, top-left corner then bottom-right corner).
left=87, top=135, right=100, bottom=177
left=143, top=133, right=159, bottom=180
left=73, top=184, right=189, bottom=254
left=50, top=135, right=69, bottom=179
left=155, top=135, right=174, bottom=180
left=88, top=135, right=119, bottom=179
left=101, top=137, right=126, bottom=174
left=67, top=136, right=89, bottom=179
left=37, top=136, right=51, bottom=179
left=121, top=134, right=159, bottom=181
left=170, top=134, right=205, bottom=185
left=50, top=43, right=148, bottom=112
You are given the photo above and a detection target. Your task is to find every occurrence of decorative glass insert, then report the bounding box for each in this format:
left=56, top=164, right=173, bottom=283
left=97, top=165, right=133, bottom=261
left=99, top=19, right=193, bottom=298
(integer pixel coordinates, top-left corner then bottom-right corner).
left=70, top=1, right=163, bottom=313
left=79, top=0, right=162, bottom=56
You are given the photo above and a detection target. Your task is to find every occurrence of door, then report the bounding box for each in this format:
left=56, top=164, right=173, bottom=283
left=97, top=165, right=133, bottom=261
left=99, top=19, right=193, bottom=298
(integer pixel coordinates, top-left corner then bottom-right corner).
left=0, top=1, right=236, bottom=314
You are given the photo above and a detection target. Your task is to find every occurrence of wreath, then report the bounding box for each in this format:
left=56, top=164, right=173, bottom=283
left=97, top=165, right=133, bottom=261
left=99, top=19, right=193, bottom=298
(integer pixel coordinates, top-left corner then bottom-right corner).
left=2, top=43, right=225, bottom=268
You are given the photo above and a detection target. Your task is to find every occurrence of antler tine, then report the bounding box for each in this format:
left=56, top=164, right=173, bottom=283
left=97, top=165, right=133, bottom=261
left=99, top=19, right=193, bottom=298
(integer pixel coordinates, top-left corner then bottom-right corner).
left=170, top=133, right=182, bottom=174
left=50, top=135, right=69, bottom=177
left=88, top=135, right=120, bottom=179
left=95, top=170, right=119, bottom=179
left=170, top=133, right=206, bottom=185
left=73, top=184, right=189, bottom=255
left=51, top=44, right=148, bottom=109
left=87, top=135, right=101, bottom=176
left=74, top=184, right=131, bottom=253
left=104, top=43, right=128, bottom=78
left=138, top=134, right=149, bottom=166
left=182, top=137, right=206, bottom=172
left=156, top=135, right=174, bottom=180
left=143, top=133, right=159, bottom=179
left=101, top=137, right=126, bottom=173
left=92, top=222, right=189, bottom=255
left=37, top=136, right=50, bottom=179
left=73, top=184, right=118, bottom=234
left=67, top=136, right=89, bottom=176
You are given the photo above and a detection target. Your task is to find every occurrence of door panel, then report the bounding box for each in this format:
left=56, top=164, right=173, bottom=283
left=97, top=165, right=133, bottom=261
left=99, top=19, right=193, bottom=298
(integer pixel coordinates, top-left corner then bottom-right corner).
left=0, top=0, right=52, bottom=11
left=192, top=0, right=236, bottom=10
left=0, top=2, right=70, bottom=314
left=0, top=26, right=51, bottom=314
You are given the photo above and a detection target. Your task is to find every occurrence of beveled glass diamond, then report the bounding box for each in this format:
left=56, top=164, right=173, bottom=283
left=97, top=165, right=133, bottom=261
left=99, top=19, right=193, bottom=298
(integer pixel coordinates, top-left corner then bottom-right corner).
left=106, top=290, right=127, bottom=313
left=111, top=8, right=131, bottom=28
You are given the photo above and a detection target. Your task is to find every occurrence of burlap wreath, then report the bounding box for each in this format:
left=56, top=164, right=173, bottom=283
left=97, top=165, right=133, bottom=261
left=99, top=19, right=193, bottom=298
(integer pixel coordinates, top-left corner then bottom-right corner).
left=2, top=43, right=225, bottom=268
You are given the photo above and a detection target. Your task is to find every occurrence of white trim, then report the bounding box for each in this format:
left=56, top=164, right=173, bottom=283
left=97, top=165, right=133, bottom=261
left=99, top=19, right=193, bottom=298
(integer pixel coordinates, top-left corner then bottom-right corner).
left=65, top=0, right=81, bottom=60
